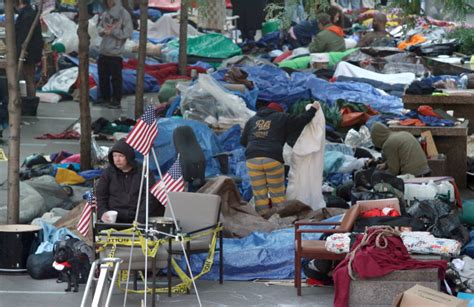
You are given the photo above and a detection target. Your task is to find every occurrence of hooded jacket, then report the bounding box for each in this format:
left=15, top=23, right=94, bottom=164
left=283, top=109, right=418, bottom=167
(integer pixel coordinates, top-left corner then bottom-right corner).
left=96, top=139, right=163, bottom=223
left=240, top=106, right=317, bottom=163
left=371, top=122, right=429, bottom=176
left=308, top=25, right=345, bottom=53
left=98, top=0, right=133, bottom=57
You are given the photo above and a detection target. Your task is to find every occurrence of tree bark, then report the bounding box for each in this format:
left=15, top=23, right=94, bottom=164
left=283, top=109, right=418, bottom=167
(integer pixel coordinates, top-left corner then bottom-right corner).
left=78, top=0, right=92, bottom=171
left=178, top=0, right=189, bottom=76
left=5, top=0, right=21, bottom=224
left=134, top=0, right=148, bottom=118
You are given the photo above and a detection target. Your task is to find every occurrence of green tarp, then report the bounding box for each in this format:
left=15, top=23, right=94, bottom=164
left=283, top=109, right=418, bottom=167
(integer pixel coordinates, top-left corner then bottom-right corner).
left=169, top=33, right=242, bottom=59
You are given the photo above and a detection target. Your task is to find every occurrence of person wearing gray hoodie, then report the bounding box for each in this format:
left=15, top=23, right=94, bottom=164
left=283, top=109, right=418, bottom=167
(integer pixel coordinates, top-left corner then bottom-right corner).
left=97, top=0, right=133, bottom=109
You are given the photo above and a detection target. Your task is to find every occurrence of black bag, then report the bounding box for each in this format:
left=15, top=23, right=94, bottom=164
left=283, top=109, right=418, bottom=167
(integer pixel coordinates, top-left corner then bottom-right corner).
left=431, top=212, right=470, bottom=245
left=27, top=252, right=59, bottom=280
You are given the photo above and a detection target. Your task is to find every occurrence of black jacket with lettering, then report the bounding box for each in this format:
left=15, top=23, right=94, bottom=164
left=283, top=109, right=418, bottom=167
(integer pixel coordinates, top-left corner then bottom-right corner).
left=240, top=107, right=317, bottom=163
left=96, top=139, right=163, bottom=223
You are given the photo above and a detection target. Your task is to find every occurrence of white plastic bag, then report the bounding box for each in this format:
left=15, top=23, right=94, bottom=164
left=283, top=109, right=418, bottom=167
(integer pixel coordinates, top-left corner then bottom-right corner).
left=43, top=12, right=79, bottom=53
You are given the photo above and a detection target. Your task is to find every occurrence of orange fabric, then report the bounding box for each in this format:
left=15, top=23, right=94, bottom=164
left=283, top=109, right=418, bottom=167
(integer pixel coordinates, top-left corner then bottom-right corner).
left=326, top=25, right=344, bottom=37
left=399, top=118, right=426, bottom=126
left=340, top=106, right=378, bottom=127
left=418, top=105, right=441, bottom=118
left=398, top=33, right=427, bottom=50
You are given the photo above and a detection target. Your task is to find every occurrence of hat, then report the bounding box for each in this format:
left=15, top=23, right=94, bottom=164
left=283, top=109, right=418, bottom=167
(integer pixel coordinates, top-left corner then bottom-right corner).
left=267, top=102, right=284, bottom=112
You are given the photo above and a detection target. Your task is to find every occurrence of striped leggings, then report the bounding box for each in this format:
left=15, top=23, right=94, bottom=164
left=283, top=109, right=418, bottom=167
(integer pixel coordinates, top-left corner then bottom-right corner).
left=246, top=157, right=286, bottom=214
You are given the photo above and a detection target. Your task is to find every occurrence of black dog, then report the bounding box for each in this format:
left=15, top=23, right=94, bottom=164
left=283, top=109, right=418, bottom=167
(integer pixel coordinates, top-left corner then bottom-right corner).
left=53, top=243, right=80, bottom=292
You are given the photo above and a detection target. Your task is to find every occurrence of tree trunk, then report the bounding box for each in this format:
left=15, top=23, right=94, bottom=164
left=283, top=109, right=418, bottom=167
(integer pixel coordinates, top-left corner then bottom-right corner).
left=5, top=0, right=20, bottom=224
left=78, top=0, right=92, bottom=171
left=135, top=0, right=148, bottom=118
left=178, top=1, right=189, bottom=76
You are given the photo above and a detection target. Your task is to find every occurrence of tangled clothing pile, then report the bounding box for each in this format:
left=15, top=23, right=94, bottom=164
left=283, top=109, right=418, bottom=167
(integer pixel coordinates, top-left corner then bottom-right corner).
left=333, top=227, right=448, bottom=307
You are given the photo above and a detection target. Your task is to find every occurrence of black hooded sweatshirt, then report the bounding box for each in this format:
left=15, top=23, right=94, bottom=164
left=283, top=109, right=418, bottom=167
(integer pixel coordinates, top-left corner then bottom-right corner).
left=96, top=139, right=163, bottom=223
left=240, top=107, right=317, bottom=163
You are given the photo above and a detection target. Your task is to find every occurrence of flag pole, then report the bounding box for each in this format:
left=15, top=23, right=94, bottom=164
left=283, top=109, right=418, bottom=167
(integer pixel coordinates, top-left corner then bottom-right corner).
left=144, top=153, right=150, bottom=307
left=151, top=148, right=202, bottom=307
left=123, top=159, right=147, bottom=307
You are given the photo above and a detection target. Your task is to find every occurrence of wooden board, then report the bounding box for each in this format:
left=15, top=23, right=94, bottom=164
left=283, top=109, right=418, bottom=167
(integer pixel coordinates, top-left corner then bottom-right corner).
left=421, top=130, right=438, bottom=157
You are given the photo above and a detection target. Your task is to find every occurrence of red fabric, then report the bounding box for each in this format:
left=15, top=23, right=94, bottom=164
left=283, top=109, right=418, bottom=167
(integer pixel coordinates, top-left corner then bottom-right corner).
left=340, top=106, right=378, bottom=128
left=36, top=130, right=81, bottom=140
left=307, top=277, right=331, bottom=286
left=61, top=153, right=81, bottom=164
left=267, top=102, right=284, bottom=113
left=333, top=228, right=447, bottom=307
left=56, top=261, right=72, bottom=268
left=360, top=208, right=400, bottom=218
left=418, top=105, right=442, bottom=118
left=273, top=51, right=292, bottom=63
left=122, top=60, right=207, bottom=85
left=399, top=118, right=425, bottom=126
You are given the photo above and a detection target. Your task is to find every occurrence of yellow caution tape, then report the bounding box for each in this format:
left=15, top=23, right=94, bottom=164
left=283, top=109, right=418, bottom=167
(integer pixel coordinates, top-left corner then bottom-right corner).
left=96, top=223, right=222, bottom=294
left=0, top=148, right=7, bottom=161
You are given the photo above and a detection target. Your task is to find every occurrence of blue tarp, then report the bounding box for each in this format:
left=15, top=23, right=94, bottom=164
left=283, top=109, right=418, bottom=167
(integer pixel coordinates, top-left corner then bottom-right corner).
left=305, top=76, right=403, bottom=114
left=213, top=65, right=403, bottom=114
left=178, top=215, right=341, bottom=280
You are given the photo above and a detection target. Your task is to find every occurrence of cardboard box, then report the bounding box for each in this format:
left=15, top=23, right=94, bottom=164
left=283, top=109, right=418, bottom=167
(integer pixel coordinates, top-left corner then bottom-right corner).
left=356, top=198, right=401, bottom=215
left=392, top=285, right=468, bottom=307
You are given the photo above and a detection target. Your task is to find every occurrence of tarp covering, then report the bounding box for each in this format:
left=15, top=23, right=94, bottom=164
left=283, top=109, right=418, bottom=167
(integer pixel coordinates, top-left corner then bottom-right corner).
left=168, top=33, right=242, bottom=59
left=178, top=215, right=341, bottom=280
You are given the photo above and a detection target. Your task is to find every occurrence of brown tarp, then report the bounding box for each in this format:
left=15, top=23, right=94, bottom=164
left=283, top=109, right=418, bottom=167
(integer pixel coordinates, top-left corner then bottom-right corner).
left=198, top=176, right=346, bottom=238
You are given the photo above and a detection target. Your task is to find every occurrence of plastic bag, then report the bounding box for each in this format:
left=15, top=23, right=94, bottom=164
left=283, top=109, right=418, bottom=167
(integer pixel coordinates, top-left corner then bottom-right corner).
left=42, top=13, right=79, bottom=53
left=180, top=74, right=255, bottom=129
left=344, top=125, right=373, bottom=148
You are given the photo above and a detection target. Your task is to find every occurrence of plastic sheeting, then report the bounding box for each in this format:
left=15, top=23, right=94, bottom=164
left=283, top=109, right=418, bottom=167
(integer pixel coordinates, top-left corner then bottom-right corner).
left=179, top=74, right=254, bottom=129
left=138, top=118, right=223, bottom=177
left=147, top=14, right=200, bottom=40
left=43, top=12, right=78, bottom=53
left=168, top=33, right=241, bottom=59
left=41, top=67, right=78, bottom=94
left=177, top=215, right=341, bottom=280
left=305, top=75, right=403, bottom=114
left=334, top=61, right=416, bottom=85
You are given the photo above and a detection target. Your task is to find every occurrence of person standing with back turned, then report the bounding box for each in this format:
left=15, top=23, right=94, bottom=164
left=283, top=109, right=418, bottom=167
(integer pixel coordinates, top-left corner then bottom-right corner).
left=97, top=0, right=133, bottom=109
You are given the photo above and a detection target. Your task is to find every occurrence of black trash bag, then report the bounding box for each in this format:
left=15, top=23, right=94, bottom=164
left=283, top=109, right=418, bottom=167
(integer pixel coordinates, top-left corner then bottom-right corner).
left=325, top=195, right=350, bottom=209
left=303, top=259, right=332, bottom=282
left=407, top=199, right=453, bottom=229
left=350, top=189, right=397, bottom=205
left=336, top=180, right=354, bottom=202
left=27, top=252, right=59, bottom=280
left=371, top=170, right=404, bottom=193
left=431, top=212, right=470, bottom=245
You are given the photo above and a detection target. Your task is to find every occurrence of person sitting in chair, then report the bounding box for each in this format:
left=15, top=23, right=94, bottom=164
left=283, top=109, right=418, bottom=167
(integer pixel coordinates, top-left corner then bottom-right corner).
left=96, top=138, right=164, bottom=223
left=240, top=101, right=320, bottom=215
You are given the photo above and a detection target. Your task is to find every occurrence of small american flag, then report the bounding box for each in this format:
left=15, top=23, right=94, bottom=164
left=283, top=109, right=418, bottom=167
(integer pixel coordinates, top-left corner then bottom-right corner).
left=151, top=157, right=185, bottom=206
left=77, top=191, right=95, bottom=237
left=126, top=105, right=158, bottom=155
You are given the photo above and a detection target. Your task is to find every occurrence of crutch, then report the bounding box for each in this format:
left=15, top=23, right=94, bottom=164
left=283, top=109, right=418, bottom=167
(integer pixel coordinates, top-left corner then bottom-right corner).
left=81, top=257, right=123, bottom=307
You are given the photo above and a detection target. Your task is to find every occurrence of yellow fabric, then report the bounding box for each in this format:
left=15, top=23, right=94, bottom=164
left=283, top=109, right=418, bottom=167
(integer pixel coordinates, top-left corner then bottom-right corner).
left=55, top=168, right=86, bottom=185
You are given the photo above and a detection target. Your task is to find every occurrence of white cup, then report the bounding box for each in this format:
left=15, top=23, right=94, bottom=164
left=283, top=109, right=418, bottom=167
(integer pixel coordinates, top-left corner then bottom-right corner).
left=106, top=210, right=118, bottom=223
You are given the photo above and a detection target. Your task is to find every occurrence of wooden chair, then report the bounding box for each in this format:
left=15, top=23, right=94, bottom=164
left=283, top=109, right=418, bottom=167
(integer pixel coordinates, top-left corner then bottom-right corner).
left=294, top=204, right=360, bottom=296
